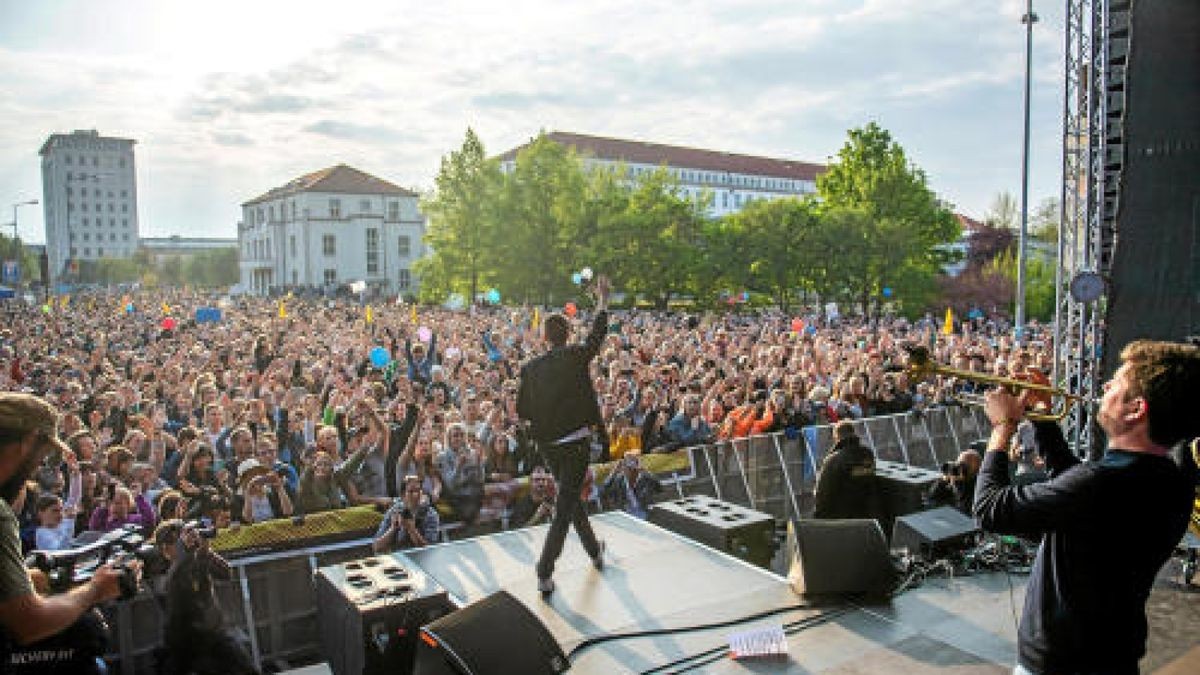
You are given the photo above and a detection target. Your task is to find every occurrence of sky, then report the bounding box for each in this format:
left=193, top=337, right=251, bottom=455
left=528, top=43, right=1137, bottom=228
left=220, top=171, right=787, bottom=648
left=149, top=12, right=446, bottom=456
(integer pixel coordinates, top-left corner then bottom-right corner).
left=0, top=0, right=1066, bottom=243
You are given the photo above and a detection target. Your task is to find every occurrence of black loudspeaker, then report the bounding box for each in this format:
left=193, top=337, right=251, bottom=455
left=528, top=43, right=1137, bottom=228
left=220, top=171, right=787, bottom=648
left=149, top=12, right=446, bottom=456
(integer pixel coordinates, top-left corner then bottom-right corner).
left=1102, top=0, right=1200, bottom=365
left=874, top=460, right=941, bottom=534
left=648, top=496, right=777, bottom=568
left=891, top=506, right=980, bottom=560
left=314, top=554, right=454, bottom=675
left=415, top=590, right=569, bottom=675
left=786, top=518, right=895, bottom=598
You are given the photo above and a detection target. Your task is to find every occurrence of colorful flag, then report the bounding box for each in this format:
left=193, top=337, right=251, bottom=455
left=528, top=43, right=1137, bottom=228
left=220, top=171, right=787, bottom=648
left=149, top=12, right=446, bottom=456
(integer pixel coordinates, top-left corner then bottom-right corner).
left=410, top=304, right=417, bottom=325
left=532, top=307, right=540, bottom=330
left=942, top=307, right=954, bottom=335
left=60, top=295, right=70, bottom=308
left=365, top=305, right=374, bottom=325
left=161, top=301, right=171, bottom=315
left=278, top=300, right=287, bottom=319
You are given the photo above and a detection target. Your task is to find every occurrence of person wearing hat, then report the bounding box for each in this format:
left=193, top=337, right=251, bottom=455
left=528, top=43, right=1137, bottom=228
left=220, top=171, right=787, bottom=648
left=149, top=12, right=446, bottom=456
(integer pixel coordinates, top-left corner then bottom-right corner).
left=0, top=392, right=129, bottom=648
left=234, top=458, right=293, bottom=525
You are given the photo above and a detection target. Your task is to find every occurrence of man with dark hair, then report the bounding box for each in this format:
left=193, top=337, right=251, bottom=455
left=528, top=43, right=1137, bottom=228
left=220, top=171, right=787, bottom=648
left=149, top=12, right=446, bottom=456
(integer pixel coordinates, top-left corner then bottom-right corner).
left=975, top=340, right=1200, bottom=674
left=0, top=393, right=126, bottom=659
left=518, top=275, right=610, bottom=596
left=812, top=421, right=880, bottom=520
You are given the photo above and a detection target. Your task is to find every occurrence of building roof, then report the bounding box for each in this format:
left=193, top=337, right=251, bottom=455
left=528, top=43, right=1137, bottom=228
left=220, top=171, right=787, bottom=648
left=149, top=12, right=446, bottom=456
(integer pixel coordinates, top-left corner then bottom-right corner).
left=497, top=131, right=825, bottom=181
left=39, top=129, right=136, bottom=156
left=242, top=164, right=416, bottom=206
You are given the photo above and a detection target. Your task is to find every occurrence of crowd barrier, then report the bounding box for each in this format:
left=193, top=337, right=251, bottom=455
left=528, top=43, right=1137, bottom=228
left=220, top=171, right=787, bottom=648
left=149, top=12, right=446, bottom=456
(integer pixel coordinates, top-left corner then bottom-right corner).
left=103, top=405, right=990, bottom=673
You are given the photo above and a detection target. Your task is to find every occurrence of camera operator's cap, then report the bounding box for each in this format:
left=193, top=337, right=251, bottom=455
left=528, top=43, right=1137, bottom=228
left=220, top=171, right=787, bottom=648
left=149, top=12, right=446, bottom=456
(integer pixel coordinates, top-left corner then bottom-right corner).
left=0, top=392, right=71, bottom=457
left=236, top=458, right=272, bottom=492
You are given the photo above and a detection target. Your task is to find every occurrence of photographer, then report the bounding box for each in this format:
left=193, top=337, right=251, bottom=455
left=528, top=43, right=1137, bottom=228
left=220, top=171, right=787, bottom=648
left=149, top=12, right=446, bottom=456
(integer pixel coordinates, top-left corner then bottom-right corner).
left=0, top=394, right=127, bottom=655
left=927, top=449, right=982, bottom=516
left=372, top=475, right=439, bottom=552
left=510, top=466, right=558, bottom=528
left=599, top=453, right=662, bottom=520
left=163, top=520, right=256, bottom=674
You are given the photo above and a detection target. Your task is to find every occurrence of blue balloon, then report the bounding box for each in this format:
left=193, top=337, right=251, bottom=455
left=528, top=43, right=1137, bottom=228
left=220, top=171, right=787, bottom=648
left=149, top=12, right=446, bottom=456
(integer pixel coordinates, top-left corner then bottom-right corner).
left=369, top=346, right=391, bottom=368
left=571, top=272, right=582, bottom=285
left=486, top=288, right=501, bottom=304
left=882, top=287, right=893, bottom=298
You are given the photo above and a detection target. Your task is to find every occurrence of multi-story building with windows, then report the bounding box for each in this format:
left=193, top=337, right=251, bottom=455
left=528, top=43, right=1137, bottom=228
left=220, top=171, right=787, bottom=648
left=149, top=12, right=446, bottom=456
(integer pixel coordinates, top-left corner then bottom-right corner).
left=238, top=164, right=425, bottom=295
left=496, top=131, right=825, bottom=217
left=39, top=129, right=139, bottom=283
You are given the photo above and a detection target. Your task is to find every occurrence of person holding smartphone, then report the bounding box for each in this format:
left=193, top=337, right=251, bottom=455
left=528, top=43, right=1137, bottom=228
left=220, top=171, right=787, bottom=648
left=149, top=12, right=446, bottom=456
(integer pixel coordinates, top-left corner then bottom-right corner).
left=372, top=475, right=439, bottom=552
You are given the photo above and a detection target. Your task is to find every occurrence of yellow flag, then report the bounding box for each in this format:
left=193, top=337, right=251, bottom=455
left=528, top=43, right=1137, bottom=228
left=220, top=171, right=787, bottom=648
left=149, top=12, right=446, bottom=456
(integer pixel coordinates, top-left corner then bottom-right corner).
left=162, top=301, right=171, bottom=315
left=532, top=307, right=540, bottom=330
left=365, top=305, right=374, bottom=325
left=278, top=300, right=287, bottom=319
left=410, top=304, right=417, bottom=325
left=942, top=307, right=954, bottom=335
left=60, top=295, right=70, bottom=308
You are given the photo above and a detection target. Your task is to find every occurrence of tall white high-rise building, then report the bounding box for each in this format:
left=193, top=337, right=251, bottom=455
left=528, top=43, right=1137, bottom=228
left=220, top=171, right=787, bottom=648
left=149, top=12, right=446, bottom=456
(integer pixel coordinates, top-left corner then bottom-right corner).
left=39, top=129, right=139, bottom=282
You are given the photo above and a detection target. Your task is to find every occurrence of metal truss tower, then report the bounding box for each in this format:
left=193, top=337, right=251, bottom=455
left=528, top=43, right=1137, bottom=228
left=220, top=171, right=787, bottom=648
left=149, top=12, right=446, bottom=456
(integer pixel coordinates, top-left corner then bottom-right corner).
left=1053, top=0, right=1129, bottom=456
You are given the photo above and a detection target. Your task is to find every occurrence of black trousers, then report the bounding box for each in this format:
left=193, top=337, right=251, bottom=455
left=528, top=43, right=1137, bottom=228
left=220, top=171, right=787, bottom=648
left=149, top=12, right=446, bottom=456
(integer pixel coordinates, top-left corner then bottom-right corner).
left=536, top=439, right=600, bottom=580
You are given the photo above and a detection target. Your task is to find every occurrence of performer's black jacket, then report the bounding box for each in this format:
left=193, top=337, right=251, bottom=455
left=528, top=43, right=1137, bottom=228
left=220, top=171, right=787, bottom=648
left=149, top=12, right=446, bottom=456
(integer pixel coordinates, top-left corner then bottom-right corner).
left=517, top=310, right=607, bottom=445
left=974, top=443, right=1192, bottom=674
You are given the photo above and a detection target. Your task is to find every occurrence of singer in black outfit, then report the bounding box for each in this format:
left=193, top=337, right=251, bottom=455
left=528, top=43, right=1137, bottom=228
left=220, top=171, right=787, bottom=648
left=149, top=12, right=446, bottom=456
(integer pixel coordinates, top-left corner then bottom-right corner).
left=517, top=275, right=610, bottom=595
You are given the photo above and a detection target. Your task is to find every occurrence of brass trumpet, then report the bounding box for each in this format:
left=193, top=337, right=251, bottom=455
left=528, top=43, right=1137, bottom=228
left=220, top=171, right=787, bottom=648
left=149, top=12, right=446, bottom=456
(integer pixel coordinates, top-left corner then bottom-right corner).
left=903, top=344, right=1088, bottom=423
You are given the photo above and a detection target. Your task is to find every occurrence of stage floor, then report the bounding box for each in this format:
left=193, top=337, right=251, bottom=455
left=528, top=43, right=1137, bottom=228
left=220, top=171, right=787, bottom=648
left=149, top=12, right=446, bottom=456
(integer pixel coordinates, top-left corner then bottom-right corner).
left=400, top=512, right=1025, bottom=673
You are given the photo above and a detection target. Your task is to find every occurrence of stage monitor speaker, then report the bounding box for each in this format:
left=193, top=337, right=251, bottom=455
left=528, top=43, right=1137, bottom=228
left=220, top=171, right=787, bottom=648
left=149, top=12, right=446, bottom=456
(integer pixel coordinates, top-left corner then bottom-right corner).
left=1102, top=0, right=1200, bottom=369
left=786, top=518, right=895, bottom=599
left=648, top=496, right=776, bottom=568
left=314, top=553, right=454, bottom=675
left=891, top=506, right=980, bottom=560
left=414, top=590, right=569, bottom=675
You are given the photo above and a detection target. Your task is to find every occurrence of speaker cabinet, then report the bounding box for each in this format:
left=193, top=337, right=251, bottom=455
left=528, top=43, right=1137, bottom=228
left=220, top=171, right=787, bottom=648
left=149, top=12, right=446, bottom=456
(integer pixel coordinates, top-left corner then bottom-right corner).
left=648, top=496, right=776, bottom=568
left=787, top=518, right=895, bottom=599
left=314, top=553, right=454, bottom=675
left=891, top=506, right=980, bottom=560
left=874, top=460, right=941, bottom=534
left=415, top=590, right=569, bottom=675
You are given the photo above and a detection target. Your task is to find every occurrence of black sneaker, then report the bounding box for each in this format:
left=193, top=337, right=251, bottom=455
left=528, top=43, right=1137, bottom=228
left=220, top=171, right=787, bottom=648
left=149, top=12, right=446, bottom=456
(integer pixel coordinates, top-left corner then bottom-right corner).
left=592, top=540, right=606, bottom=571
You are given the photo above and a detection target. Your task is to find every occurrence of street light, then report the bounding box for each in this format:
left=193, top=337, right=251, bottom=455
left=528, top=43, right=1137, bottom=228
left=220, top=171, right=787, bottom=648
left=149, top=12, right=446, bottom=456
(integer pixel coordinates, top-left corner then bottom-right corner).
left=1015, top=0, right=1039, bottom=342
left=10, top=199, right=38, bottom=240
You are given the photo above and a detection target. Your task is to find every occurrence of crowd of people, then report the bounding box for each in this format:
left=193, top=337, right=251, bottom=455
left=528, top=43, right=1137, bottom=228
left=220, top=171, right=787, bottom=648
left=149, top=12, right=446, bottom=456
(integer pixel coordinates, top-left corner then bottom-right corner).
left=0, top=290, right=1056, bottom=557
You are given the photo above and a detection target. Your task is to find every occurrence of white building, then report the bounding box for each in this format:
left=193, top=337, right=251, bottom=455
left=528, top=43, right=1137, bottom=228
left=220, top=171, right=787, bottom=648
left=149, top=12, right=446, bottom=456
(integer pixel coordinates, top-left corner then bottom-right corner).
left=496, top=131, right=825, bottom=217
left=38, top=130, right=139, bottom=282
left=238, top=164, right=425, bottom=295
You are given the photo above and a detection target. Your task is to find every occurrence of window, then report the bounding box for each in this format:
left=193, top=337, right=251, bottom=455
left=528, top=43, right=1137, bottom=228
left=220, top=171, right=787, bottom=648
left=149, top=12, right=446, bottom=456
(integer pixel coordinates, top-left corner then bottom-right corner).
left=70, top=247, right=77, bottom=256
left=291, top=202, right=297, bottom=220
left=66, top=187, right=73, bottom=196
left=109, top=233, right=116, bottom=242
left=83, top=233, right=90, bottom=242
left=323, top=269, right=337, bottom=285
left=83, top=247, right=91, bottom=256
left=97, top=247, right=104, bottom=257
left=360, top=199, right=371, bottom=213
left=366, top=229, right=379, bottom=274
left=122, top=234, right=130, bottom=242
left=121, top=204, right=128, bottom=213
left=66, top=156, right=73, bottom=165
left=329, top=199, right=341, bottom=219
left=388, top=201, right=400, bottom=221
left=322, top=234, right=336, bottom=256
left=67, top=202, right=74, bottom=212
left=82, top=202, right=88, bottom=212
left=122, top=219, right=128, bottom=227
left=108, top=204, right=114, bottom=212
left=721, top=193, right=728, bottom=208
left=118, top=158, right=126, bottom=168
left=92, top=157, right=99, bottom=167
left=397, top=269, right=411, bottom=290
left=69, top=233, right=76, bottom=242
left=290, top=235, right=297, bottom=257
left=83, top=218, right=89, bottom=226
left=107, top=191, right=113, bottom=198
left=110, top=218, right=115, bottom=227
left=397, top=235, right=411, bottom=257
left=121, top=190, right=127, bottom=198
left=269, top=206, right=275, bottom=222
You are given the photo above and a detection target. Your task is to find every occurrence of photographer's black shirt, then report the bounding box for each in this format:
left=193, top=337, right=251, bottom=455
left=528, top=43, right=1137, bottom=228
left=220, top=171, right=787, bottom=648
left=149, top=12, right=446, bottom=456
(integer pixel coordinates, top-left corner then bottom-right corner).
left=974, top=447, right=1192, bottom=673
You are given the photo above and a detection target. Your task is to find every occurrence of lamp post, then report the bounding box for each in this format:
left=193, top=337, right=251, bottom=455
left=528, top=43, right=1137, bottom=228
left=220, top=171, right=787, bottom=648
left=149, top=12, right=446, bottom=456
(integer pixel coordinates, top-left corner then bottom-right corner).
left=10, top=198, right=38, bottom=240
left=6, top=199, right=38, bottom=288
left=1015, top=0, right=1038, bottom=342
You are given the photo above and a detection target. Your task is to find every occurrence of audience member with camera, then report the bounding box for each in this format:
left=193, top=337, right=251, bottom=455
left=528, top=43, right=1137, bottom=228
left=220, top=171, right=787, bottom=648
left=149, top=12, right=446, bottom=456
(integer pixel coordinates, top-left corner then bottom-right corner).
left=510, top=465, right=558, bottom=528
left=599, top=453, right=663, bottom=519
left=927, top=449, right=981, bottom=516
left=0, top=393, right=133, bottom=672
left=162, top=519, right=256, bottom=674
left=372, top=475, right=440, bottom=553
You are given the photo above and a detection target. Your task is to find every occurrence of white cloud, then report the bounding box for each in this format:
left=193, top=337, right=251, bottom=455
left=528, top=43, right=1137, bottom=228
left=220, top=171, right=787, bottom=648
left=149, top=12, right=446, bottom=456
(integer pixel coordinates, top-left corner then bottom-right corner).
left=0, top=0, right=1067, bottom=240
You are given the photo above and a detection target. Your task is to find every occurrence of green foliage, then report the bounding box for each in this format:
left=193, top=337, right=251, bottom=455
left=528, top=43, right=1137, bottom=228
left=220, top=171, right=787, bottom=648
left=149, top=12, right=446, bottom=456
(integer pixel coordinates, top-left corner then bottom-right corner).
left=816, top=122, right=960, bottom=315
left=988, top=248, right=1056, bottom=322
left=722, top=197, right=821, bottom=311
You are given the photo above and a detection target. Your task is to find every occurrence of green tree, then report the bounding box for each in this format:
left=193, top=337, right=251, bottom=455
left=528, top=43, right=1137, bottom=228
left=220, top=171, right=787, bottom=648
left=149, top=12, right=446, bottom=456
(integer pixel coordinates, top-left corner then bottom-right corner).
left=182, top=248, right=239, bottom=287
left=986, top=191, right=1019, bottom=230
left=1031, top=196, right=1059, bottom=244
left=816, top=122, right=960, bottom=315
left=723, top=196, right=821, bottom=311
left=493, top=133, right=587, bottom=305
left=159, top=256, right=184, bottom=286
left=989, top=248, right=1055, bottom=321
left=418, top=128, right=503, bottom=303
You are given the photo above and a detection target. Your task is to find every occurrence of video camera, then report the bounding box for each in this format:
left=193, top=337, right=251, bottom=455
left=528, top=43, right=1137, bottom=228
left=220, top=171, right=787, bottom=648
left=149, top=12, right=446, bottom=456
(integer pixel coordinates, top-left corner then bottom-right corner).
left=941, top=461, right=966, bottom=479
left=25, top=525, right=152, bottom=600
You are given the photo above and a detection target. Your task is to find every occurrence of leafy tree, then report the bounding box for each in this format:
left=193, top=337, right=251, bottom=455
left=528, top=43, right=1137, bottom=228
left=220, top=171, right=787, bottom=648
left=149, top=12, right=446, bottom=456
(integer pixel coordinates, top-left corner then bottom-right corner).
left=159, top=255, right=184, bottom=286
left=986, top=191, right=1019, bottom=230
left=816, top=122, right=960, bottom=315
left=989, top=248, right=1056, bottom=322
left=418, top=128, right=502, bottom=303
left=182, top=248, right=239, bottom=287
left=1031, top=196, right=1059, bottom=244
left=493, top=133, right=587, bottom=305
left=723, top=196, right=821, bottom=311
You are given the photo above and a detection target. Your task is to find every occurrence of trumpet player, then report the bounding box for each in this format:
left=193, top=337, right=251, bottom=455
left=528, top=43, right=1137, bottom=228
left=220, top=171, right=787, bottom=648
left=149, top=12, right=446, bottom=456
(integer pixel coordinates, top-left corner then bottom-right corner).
left=974, top=340, right=1200, bottom=675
